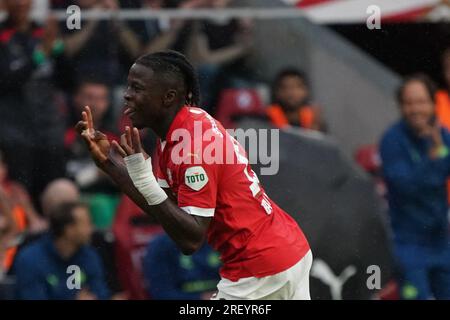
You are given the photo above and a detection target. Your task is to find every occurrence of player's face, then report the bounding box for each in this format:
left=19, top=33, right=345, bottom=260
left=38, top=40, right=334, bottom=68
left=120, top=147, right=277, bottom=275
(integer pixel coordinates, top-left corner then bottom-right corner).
left=276, top=76, right=309, bottom=111
left=400, top=80, right=435, bottom=133
left=124, top=64, right=165, bottom=129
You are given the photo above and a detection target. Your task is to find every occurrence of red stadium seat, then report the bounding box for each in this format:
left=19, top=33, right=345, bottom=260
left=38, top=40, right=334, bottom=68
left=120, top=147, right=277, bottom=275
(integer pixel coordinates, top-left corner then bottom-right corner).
left=354, top=144, right=387, bottom=201
left=376, top=279, right=400, bottom=300
left=215, top=88, right=266, bottom=129
left=354, top=144, right=381, bottom=174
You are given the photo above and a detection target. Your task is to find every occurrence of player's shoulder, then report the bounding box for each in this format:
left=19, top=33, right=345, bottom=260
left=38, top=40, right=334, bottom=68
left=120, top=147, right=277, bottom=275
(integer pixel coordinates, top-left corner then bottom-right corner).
left=185, top=106, right=208, bottom=118
left=168, top=107, right=227, bottom=166
left=175, top=107, right=225, bottom=145
left=182, top=107, right=220, bottom=131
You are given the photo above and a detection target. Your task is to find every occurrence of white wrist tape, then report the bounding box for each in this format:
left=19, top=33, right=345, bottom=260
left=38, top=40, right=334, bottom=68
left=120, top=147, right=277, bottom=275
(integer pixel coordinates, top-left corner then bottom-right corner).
left=124, top=153, right=168, bottom=205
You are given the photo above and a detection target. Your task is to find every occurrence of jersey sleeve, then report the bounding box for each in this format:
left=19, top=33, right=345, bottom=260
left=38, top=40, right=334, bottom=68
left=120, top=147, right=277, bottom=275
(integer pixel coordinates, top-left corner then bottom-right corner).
left=176, top=161, right=219, bottom=217
left=171, top=112, right=223, bottom=217
left=155, top=140, right=169, bottom=188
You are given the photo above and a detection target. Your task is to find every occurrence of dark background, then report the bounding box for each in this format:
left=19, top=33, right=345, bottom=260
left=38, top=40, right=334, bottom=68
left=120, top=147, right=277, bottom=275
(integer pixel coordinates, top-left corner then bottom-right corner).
left=330, top=22, right=450, bottom=87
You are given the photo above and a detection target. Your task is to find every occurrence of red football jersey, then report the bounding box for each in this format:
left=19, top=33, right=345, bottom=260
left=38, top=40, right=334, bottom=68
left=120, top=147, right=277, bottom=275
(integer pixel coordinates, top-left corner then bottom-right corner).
left=156, top=106, right=310, bottom=281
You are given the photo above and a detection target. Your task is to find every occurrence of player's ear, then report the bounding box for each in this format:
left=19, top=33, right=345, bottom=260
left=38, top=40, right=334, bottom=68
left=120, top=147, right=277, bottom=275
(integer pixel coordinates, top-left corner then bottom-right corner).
left=163, top=89, right=177, bottom=107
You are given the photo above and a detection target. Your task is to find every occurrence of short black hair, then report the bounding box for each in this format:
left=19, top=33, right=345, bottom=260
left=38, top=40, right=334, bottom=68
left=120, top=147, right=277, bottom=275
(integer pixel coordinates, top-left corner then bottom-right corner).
left=273, top=68, right=308, bottom=88
left=74, top=75, right=110, bottom=94
left=397, top=73, right=437, bottom=105
left=135, top=50, right=201, bottom=106
left=272, top=67, right=309, bottom=103
left=49, top=202, right=88, bottom=238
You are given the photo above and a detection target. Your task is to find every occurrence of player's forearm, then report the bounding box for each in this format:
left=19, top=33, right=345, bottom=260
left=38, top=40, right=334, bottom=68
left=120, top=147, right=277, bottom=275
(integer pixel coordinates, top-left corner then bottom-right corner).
left=150, top=200, right=207, bottom=255
left=100, top=158, right=206, bottom=254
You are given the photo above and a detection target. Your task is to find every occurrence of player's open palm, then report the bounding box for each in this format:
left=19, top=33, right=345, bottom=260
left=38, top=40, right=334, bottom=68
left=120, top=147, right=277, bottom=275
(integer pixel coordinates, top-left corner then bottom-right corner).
left=75, top=106, right=110, bottom=165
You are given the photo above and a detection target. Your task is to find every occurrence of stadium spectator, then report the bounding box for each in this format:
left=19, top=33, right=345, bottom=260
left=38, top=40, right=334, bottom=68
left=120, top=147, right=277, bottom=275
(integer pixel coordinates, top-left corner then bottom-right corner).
left=267, top=68, right=326, bottom=132
left=143, top=232, right=221, bottom=299
left=186, top=0, right=255, bottom=112
left=14, top=202, right=111, bottom=300
left=64, top=78, right=121, bottom=229
left=0, top=149, right=47, bottom=273
left=15, top=178, right=82, bottom=248
left=28, top=178, right=125, bottom=298
left=0, top=149, right=47, bottom=235
left=65, top=78, right=119, bottom=190
left=140, top=0, right=203, bottom=55
left=68, top=77, right=116, bottom=128
left=59, top=0, right=142, bottom=85
left=41, top=179, right=81, bottom=219
left=433, top=47, right=450, bottom=204
left=140, top=0, right=207, bottom=62
left=0, top=0, right=69, bottom=200
left=140, top=0, right=254, bottom=112
left=379, top=74, right=450, bottom=300
left=0, top=183, right=17, bottom=276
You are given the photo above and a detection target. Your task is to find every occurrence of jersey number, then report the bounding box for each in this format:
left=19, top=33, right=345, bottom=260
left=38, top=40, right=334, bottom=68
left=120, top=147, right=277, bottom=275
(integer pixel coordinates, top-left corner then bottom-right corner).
left=232, top=138, right=272, bottom=215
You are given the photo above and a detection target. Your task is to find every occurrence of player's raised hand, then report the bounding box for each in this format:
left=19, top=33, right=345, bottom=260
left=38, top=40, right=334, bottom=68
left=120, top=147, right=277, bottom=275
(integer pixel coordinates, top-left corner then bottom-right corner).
left=115, top=127, right=167, bottom=206
left=75, top=106, right=110, bottom=166
left=112, top=127, right=148, bottom=159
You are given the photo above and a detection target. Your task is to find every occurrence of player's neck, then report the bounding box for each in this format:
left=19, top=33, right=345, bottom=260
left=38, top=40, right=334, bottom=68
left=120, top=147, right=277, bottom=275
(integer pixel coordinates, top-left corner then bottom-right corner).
left=152, top=105, right=184, bottom=140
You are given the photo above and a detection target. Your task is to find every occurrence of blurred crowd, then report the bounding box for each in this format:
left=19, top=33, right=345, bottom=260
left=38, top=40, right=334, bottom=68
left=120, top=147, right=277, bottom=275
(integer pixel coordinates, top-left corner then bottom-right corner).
left=0, top=0, right=449, bottom=300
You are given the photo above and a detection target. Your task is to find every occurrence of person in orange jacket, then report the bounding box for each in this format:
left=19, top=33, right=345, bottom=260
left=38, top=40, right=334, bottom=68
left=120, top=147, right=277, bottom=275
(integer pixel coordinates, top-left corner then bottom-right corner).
left=436, top=48, right=450, bottom=129
left=0, top=150, right=46, bottom=272
left=266, top=68, right=326, bottom=132
left=434, top=47, right=450, bottom=203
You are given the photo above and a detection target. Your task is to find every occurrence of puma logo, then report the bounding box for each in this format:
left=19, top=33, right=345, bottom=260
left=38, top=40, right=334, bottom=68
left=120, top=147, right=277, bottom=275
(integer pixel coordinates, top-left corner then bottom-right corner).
left=311, top=259, right=357, bottom=300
